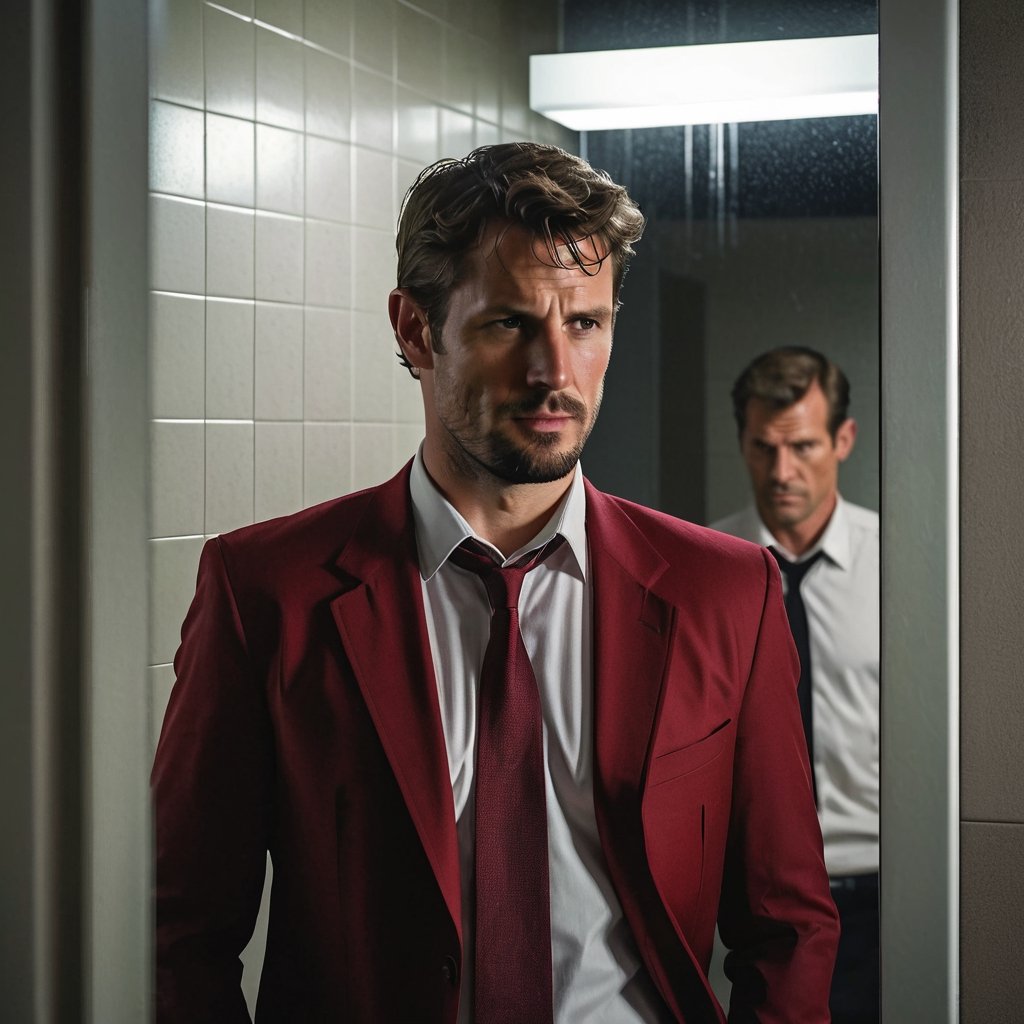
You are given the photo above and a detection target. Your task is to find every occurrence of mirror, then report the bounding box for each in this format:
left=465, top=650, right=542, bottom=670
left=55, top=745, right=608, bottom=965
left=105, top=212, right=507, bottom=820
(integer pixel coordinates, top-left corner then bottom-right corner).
left=557, top=0, right=879, bottom=1010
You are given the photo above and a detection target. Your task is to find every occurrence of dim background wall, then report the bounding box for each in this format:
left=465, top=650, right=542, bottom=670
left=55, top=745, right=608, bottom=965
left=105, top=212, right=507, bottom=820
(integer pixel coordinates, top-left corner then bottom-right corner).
left=958, top=0, right=1024, bottom=1017
left=147, top=0, right=571, bottom=1007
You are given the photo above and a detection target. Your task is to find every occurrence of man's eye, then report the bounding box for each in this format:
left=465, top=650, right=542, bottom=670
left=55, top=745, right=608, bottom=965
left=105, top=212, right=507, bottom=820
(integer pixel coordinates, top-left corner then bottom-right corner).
left=498, top=317, right=522, bottom=329
left=576, top=318, right=598, bottom=330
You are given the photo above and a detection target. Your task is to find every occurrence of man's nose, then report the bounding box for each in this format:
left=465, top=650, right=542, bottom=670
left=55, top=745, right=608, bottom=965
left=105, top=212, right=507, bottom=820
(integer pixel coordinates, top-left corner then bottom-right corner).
left=771, top=446, right=796, bottom=481
left=525, top=325, right=571, bottom=391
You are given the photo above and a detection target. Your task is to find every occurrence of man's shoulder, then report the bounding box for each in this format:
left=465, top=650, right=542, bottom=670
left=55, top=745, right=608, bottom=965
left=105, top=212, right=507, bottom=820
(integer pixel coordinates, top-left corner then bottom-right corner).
left=707, top=505, right=761, bottom=543
left=591, top=490, right=769, bottom=581
left=212, top=466, right=410, bottom=585
left=841, top=499, right=879, bottom=531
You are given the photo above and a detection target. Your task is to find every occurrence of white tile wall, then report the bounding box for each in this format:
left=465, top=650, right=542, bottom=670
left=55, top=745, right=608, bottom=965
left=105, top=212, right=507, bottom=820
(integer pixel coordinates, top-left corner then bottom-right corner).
left=149, top=0, right=575, bottom=1003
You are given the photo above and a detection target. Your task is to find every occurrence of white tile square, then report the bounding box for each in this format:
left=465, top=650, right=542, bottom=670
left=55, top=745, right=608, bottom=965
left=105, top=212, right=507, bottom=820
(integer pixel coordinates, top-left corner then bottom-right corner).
left=206, top=298, right=255, bottom=419
left=150, top=101, right=204, bottom=197
left=352, top=227, right=394, bottom=312
left=305, top=48, right=351, bottom=140
left=474, top=42, right=500, bottom=125
left=304, top=0, right=351, bottom=56
left=304, top=307, right=351, bottom=420
left=395, top=88, right=438, bottom=164
left=151, top=420, right=205, bottom=538
left=442, top=26, right=475, bottom=115
left=352, top=67, right=394, bottom=152
left=149, top=664, right=176, bottom=758
left=204, top=6, right=256, bottom=120
left=395, top=159, right=423, bottom=222
left=149, top=536, right=205, bottom=666
left=500, top=52, right=530, bottom=135
left=206, top=422, right=255, bottom=534
left=394, top=421, right=424, bottom=468
left=474, top=118, right=500, bottom=149
left=151, top=292, right=205, bottom=419
left=305, top=220, right=352, bottom=308
left=351, top=308, right=395, bottom=421
left=395, top=6, right=442, bottom=99
left=151, top=195, right=205, bottom=295
left=353, top=148, right=394, bottom=231
left=206, top=113, right=255, bottom=206
left=256, top=26, right=304, bottom=131
left=256, top=124, right=304, bottom=215
left=352, top=423, right=397, bottom=489
left=254, top=302, right=303, bottom=419
left=254, top=422, right=304, bottom=521
left=439, top=107, right=474, bottom=162
left=306, top=136, right=351, bottom=223
left=255, top=212, right=304, bottom=302
left=207, top=205, right=255, bottom=298
left=255, top=0, right=302, bottom=37
left=304, top=423, right=350, bottom=506
left=352, top=0, right=394, bottom=76
left=151, top=0, right=204, bottom=107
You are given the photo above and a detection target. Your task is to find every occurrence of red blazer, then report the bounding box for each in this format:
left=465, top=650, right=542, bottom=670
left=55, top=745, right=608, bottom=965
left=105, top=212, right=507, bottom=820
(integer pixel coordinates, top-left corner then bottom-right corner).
left=152, top=463, right=838, bottom=1023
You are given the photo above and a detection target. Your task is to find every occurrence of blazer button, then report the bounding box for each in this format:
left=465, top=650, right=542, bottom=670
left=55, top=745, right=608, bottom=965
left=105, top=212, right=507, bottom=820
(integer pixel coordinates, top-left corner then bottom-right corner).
left=441, top=955, right=459, bottom=987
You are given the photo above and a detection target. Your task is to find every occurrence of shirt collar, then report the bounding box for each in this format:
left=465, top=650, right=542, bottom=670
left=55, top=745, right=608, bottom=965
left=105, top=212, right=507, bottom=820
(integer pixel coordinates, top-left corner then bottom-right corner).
left=409, top=446, right=588, bottom=581
left=758, top=494, right=852, bottom=570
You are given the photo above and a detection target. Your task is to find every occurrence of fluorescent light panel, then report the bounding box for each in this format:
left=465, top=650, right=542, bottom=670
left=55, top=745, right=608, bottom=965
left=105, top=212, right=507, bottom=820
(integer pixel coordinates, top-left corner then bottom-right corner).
left=530, top=34, right=878, bottom=130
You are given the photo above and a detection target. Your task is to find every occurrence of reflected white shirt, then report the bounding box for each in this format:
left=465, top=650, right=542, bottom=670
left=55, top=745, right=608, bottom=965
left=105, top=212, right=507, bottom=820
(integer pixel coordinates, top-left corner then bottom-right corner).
left=409, top=451, right=668, bottom=1024
left=711, top=498, right=879, bottom=877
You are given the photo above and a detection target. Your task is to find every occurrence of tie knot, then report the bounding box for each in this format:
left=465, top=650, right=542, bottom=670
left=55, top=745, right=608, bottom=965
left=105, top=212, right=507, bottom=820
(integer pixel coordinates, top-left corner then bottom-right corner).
left=770, top=547, right=824, bottom=589
left=448, top=536, right=564, bottom=610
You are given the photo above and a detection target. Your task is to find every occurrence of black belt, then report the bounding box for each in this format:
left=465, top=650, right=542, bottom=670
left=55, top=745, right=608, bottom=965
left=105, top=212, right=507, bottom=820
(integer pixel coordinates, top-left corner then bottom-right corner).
left=830, top=872, right=879, bottom=892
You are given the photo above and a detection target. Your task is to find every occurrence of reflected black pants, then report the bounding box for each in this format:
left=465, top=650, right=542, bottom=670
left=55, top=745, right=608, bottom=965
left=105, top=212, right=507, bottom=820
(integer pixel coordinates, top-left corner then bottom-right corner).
left=829, top=872, right=880, bottom=1024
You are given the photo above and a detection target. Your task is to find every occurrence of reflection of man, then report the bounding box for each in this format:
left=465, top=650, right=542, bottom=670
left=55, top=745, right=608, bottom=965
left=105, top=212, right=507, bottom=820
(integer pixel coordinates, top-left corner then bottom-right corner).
left=153, top=145, right=837, bottom=1023
left=712, top=347, right=880, bottom=1024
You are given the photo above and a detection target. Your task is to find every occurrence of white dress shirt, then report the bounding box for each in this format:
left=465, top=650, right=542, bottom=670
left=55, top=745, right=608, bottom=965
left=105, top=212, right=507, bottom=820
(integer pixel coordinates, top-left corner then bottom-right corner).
left=409, top=451, right=668, bottom=1024
left=710, top=498, right=879, bottom=877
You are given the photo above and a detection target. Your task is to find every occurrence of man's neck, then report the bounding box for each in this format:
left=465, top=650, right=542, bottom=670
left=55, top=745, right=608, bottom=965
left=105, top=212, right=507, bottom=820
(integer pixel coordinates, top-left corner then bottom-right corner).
left=422, top=449, right=575, bottom=558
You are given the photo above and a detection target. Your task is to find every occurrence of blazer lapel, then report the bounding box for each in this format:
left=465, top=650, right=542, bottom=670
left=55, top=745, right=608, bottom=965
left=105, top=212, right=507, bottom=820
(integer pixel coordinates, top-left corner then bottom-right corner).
left=585, top=482, right=672, bottom=808
left=328, top=465, right=462, bottom=939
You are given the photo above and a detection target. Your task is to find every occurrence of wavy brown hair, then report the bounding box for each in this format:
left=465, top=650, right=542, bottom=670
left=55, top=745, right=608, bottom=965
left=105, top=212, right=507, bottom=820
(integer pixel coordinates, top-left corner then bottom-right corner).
left=395, top=143, right=645, bottom=375
left=731, top=346, right=851, bottom=440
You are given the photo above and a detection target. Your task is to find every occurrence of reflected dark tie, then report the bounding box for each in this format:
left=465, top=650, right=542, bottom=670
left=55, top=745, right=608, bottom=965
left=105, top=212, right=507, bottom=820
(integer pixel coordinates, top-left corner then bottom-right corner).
left=448, top=537, right=563, bottom=1024
left=770, top=547, right=824, bottom=802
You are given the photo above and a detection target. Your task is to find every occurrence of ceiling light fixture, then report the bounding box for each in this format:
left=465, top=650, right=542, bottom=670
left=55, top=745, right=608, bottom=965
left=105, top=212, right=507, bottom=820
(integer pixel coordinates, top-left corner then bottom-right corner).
left=530, top=34, right=878, bottom=131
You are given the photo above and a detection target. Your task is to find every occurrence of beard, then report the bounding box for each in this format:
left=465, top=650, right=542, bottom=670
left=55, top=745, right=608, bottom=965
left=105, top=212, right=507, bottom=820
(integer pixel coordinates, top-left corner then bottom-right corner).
left=445, top=390, right=600, bottom=485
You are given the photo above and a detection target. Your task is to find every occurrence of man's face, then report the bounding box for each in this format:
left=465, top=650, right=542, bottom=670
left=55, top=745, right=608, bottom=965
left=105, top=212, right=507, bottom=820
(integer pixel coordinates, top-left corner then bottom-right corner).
left=419, top=223, right=615, bottom=486
left=740, top=381, right=856, bottom=538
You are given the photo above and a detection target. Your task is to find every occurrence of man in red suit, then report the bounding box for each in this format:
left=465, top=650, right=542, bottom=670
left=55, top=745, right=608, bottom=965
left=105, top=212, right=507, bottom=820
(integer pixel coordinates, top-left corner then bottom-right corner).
left=153, top=143, right=838, bottom=1023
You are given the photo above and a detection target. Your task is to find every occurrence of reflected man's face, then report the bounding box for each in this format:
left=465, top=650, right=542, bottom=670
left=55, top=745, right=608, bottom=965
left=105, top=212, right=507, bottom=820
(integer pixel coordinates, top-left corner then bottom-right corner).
left=740, top=381, right=856, bottom=541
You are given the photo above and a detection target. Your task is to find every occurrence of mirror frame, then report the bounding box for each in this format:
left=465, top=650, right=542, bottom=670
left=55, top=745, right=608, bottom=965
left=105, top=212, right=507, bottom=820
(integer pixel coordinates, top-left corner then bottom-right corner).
left=879, top=0, right=959, bottom=1019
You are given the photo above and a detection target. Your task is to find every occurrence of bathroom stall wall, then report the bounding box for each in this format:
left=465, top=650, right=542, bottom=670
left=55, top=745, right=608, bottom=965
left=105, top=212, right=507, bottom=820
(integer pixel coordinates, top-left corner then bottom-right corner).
left=959, top=0, right=1024, bottom=1017
left=147, top=0, right=573, bottom=741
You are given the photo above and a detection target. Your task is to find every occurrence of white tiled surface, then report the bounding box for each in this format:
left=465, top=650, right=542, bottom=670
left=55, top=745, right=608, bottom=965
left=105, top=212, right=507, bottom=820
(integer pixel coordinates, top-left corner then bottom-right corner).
left=148, top=12, right=575, bottom=978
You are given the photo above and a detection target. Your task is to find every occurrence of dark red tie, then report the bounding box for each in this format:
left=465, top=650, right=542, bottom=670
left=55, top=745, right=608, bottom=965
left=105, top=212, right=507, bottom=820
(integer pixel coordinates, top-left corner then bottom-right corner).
left=448, top=538, right=563, bottom=1024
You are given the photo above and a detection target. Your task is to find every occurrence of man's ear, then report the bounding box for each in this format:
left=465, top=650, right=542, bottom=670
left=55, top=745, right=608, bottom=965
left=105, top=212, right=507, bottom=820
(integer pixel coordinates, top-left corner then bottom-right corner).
left=389, top=289, right=435, bottom=372
left=834, top=417, right=857, bottom=462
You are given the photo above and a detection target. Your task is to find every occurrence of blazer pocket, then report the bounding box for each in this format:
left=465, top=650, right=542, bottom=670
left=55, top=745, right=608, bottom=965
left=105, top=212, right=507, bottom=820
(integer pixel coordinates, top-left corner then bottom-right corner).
left=647, top=719, right=732, bottom=788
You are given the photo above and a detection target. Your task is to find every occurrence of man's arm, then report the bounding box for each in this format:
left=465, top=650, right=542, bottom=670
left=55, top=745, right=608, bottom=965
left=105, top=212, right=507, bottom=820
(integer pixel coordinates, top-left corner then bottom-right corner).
left=151, top=537, right=274, bottom=1024
left=718, top=547, right=839, bottom=1023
